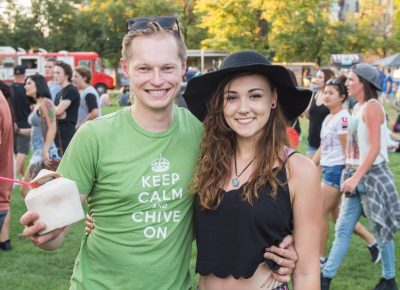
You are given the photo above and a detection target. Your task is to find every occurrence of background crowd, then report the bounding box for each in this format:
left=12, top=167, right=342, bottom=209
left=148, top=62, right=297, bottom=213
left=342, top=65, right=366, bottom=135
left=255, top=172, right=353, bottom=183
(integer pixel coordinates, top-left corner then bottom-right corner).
left=1, top=40, right=400, bottom=289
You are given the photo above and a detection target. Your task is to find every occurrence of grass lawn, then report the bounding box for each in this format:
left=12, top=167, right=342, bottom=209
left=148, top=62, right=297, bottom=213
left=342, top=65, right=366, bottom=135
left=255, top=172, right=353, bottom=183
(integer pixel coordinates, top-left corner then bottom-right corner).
left=1, top=104, right=399, bottom=290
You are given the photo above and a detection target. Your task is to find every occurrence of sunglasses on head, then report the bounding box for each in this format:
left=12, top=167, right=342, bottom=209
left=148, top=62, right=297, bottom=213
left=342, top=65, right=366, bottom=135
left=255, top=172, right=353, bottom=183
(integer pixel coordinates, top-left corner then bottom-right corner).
left=126, top=16, right=180, bottom=34
left=325, top=79, right=348, bottom=96
left=325, top=79, right=342, bottom=86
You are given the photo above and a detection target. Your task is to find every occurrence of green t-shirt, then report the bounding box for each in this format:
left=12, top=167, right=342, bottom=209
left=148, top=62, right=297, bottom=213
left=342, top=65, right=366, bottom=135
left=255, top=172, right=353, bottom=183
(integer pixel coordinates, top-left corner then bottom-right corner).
left=58, top=106, right=203, bottom=290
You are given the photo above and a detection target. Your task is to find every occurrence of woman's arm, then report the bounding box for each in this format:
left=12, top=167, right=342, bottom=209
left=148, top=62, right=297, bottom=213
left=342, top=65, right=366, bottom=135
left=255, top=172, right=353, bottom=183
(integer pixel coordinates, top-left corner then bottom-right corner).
left=342, top=101, right=383, bottom=193
left=312, top=147, right=321, bottom=165
left=338, top=133, right=347, bottom=153
left=289, top=155, right=321, bottom=290
left=302, top=93, right=315, bottom=119
left=40, top=99, right=57, bottom=164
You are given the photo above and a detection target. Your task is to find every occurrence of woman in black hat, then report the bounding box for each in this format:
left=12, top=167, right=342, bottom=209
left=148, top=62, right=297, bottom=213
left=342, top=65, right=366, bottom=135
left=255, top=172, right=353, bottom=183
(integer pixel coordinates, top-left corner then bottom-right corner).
left=185, top=51, right=321, bottom=290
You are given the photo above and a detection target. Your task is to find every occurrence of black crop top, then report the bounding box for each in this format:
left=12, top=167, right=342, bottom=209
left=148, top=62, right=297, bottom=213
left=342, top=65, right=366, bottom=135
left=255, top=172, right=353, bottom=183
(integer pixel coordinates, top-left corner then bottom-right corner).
left=194, top=160, right=294, bottom=279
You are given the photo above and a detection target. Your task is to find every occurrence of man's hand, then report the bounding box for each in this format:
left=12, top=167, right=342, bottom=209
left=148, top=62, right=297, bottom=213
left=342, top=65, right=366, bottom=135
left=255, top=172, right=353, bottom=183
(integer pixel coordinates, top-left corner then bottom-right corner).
left=20, top=211, right=67, bottom=251
left=264, top=235, right=298, bottom=282
left=85, top=213, right=94, bottom=234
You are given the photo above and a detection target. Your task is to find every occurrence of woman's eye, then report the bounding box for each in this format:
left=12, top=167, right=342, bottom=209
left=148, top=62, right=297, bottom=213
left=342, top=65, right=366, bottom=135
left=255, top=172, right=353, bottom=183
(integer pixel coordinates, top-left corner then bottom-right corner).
left=225, top=95, right=238, bottom=101
left=250, top=94, right=262, bottom=99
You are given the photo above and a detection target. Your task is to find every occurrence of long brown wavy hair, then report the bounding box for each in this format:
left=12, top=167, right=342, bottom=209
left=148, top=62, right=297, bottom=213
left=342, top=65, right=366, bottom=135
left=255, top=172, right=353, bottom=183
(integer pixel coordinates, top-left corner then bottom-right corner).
left=192, top=72, right=290, bottom=210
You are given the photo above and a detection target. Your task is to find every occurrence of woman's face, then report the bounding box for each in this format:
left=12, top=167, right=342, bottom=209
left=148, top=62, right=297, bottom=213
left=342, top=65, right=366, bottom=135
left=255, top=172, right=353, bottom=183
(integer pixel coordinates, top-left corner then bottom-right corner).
left=323, top=85, right=344, bottom=111
left=24, top=78, right=37, bottom=98
left=223, top=74, right=276, bottom=142
left=315, top=70, right=325, bottom=89
left=346, top=72, right=364, bottom=101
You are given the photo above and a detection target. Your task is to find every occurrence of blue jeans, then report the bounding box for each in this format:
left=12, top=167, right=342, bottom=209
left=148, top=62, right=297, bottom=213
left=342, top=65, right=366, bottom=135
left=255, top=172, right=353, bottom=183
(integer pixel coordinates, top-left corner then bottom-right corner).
left=322, top=192, right=396, bottom=279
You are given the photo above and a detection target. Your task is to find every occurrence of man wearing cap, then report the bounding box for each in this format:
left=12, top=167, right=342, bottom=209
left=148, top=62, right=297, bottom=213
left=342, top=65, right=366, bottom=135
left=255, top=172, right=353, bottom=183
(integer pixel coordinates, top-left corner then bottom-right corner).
left=20, top=17, right=298, bottom=289
left=10, top=65, right=31, bottom=179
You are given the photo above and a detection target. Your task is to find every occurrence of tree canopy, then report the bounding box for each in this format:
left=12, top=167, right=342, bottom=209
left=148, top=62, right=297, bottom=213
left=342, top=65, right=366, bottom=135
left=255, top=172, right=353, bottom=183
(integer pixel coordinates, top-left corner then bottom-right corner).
left=0, top=0, right=399, bottom=67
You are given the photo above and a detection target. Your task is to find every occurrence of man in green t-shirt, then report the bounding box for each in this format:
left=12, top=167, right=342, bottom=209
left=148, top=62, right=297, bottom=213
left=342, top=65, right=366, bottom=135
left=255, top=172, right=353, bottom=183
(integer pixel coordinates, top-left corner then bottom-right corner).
left=20, top=17, right=298, bottom=289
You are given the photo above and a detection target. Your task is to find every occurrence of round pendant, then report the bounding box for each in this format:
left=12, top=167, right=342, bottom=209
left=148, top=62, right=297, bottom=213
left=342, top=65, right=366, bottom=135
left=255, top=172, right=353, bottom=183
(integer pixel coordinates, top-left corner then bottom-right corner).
left=231, top=177, right=240, bottom=187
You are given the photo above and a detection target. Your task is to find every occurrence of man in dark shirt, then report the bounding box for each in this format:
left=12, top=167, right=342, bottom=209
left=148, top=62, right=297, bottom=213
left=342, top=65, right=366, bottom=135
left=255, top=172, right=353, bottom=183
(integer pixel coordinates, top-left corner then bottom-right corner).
left=54, top=61, right=80, bottom=153
left=10, top=65, right=31, bottom=178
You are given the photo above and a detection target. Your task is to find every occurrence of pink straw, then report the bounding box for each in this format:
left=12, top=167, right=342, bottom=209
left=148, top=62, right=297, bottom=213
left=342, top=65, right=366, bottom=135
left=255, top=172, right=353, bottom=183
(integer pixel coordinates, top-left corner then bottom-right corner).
left=0, top=176, right=39, bottom=188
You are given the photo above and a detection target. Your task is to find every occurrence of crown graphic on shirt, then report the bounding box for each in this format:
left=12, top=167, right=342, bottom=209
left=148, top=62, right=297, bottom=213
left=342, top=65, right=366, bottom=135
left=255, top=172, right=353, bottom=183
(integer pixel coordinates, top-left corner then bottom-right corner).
left=151, top=155, right=170, bottom=172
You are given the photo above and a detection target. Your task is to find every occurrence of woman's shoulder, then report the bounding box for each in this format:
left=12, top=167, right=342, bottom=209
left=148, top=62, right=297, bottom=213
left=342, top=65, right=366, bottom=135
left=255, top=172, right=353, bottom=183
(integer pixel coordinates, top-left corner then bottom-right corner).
left=286, top=151, right=319, bottom=182
left=364, top=99, right=385, bottom=118
left=283, top=151, right=319, bottom=202
left=39, top=98, right=55, bottom=111
left=338, top=108, right=350, bottom=118
left=366, top=98, right=383, bottom=109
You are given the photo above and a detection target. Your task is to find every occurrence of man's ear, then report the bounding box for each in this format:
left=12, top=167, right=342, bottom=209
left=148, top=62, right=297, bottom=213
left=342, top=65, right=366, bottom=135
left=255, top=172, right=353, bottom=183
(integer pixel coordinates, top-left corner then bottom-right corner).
left=120, top=58, right=129, bottom=77
left=181, top=58, right=187, bottom=79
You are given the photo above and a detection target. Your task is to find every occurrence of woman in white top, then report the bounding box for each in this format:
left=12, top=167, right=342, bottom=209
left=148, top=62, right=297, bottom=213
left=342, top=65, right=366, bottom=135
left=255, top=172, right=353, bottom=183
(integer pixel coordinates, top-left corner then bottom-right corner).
left=313, top=78, right=377, bottom=268
left=321, top=64, right=400, bottom=290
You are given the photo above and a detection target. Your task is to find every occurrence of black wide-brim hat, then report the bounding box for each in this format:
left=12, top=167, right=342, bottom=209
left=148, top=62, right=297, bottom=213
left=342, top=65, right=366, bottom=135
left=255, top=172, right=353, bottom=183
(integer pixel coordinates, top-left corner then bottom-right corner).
left=183, top=50, right=312, bottom=122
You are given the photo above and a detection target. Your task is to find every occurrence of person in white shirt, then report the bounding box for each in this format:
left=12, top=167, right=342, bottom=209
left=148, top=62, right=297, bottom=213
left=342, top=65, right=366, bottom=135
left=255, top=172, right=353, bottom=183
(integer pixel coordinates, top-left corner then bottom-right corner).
left=313, top=78, right=378, bottom=267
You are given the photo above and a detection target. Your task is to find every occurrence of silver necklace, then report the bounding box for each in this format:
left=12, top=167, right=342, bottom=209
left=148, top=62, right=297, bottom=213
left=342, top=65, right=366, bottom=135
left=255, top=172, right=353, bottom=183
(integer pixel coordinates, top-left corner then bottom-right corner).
left=231, top=153, right=255, bottom=187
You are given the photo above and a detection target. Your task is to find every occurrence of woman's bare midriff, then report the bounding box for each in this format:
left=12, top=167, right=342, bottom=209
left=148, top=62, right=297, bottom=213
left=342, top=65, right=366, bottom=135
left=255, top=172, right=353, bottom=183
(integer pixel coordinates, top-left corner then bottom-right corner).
left=198, top=262, right=286, bottom=290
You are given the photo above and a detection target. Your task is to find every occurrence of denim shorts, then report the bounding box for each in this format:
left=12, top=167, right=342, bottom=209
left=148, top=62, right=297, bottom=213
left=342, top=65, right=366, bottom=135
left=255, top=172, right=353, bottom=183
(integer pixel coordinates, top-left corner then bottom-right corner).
left=322, top=165, right=345, bottom=189
left=0, top=210, right=8, bottom=232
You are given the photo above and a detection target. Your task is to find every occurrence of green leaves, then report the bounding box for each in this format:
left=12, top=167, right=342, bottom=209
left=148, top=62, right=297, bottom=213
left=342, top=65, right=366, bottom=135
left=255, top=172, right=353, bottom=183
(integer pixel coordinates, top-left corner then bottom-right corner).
left=1, top=0, right=399, bottom=67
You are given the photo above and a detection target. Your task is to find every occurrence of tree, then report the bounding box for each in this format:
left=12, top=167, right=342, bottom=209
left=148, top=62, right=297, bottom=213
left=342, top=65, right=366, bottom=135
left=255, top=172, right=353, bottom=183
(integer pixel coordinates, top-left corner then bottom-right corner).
left=266, top=0, right=333, bottom=64
left=175, top=0, right=206, bottom=49
left=0, top=0, right=45, bottom=50
left=0, top=0, right=84, bottom=52
left=351, top=0, right=398, bottom=58
left=194, top=0, right=271, bottom=54
left=31, top=0, right=82, bottom=51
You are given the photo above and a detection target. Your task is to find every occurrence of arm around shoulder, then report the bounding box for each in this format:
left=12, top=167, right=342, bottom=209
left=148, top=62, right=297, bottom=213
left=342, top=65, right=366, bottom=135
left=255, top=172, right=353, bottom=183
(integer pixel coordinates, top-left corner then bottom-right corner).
left=288, top=155, right=321, bottom=290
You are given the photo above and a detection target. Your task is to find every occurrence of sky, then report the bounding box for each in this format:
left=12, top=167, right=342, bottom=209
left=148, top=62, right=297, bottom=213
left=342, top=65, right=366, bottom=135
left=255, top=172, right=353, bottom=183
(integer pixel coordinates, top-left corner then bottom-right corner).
left=15, top=0, right=31, bottom=7
left=0, top=0, right=31, bottom=17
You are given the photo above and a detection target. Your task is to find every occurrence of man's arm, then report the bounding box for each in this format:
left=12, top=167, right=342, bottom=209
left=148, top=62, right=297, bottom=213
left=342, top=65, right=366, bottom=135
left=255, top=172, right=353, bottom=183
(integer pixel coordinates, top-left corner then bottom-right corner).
left=85, top=93, right=100, bottom=122
left=55, top=99, right=71, bottom=117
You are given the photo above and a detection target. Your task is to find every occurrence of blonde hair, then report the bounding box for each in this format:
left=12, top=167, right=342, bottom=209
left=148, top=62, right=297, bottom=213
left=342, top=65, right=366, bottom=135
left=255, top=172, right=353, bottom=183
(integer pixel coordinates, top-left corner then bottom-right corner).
left=121, top=22, right=187, bottom=65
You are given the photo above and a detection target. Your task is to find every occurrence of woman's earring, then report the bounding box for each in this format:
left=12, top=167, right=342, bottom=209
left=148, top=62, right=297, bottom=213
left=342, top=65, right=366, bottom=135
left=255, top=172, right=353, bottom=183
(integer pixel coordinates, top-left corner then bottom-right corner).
left=271, top=103, right=276, bottom=109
